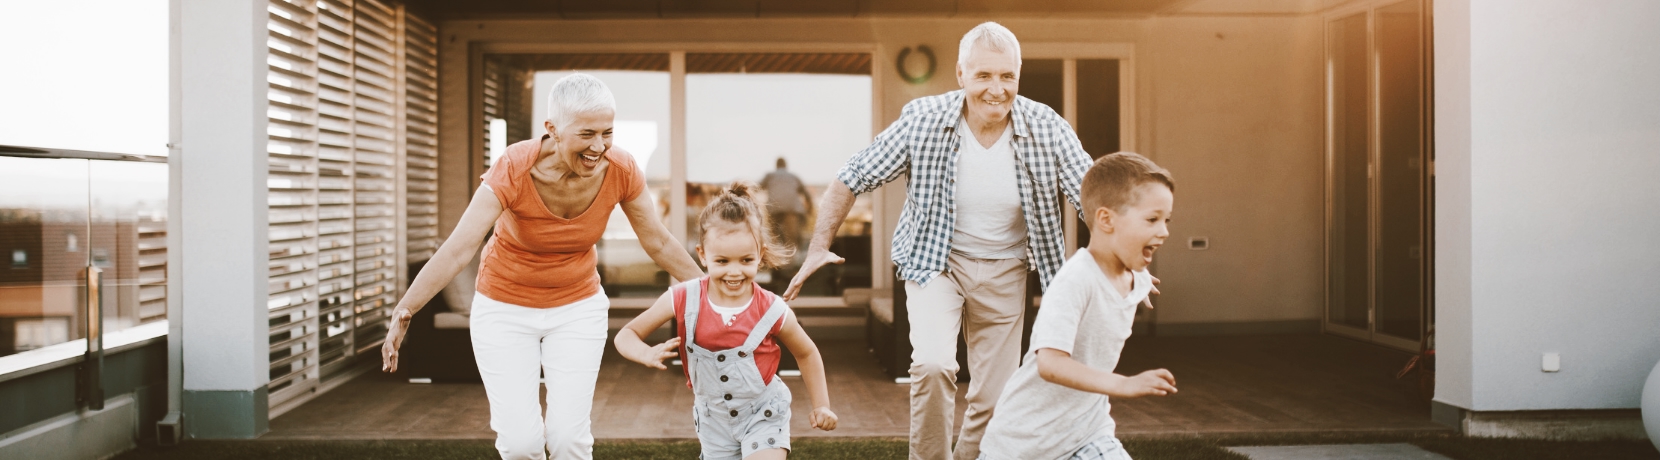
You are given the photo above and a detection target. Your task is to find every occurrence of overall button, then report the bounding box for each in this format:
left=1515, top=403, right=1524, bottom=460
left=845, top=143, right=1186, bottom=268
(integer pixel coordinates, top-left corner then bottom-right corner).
left=717, top=354, right=726, bottom=362
left=724, top=394, right=732, bottom=401
left=768, top=438, right=775, bottom=445
left=720, top=375, right=728, bottom=382
left=729, top=410, right=739, bottom=417
left=737, top=351, right=748, bottom=358
left=752, top=442, right=758, bottom=449
left=764, top=410, right=773, bottom=417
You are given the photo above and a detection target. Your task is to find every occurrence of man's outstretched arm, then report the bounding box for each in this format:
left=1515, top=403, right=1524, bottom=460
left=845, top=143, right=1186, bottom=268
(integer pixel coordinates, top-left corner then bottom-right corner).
left=783, top=180, right=855, bottom=300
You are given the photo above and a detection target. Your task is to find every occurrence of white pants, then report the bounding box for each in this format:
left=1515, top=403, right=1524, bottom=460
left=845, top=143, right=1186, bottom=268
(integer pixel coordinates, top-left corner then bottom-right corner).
left=470, top=291, right=609, bottom=460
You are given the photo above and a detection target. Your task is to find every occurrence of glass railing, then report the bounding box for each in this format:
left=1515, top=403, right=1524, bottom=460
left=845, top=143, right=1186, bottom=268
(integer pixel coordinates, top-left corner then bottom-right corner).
left=0, top=146, right=167, bottom=360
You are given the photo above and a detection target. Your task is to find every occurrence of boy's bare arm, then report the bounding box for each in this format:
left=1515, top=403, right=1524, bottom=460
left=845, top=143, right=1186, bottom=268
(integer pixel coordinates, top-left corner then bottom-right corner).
left=1034, top=348, right=1177, bottom=399
left=614, top=292, right=682, bottom=370
left=776, top=311, right=837, bottom=430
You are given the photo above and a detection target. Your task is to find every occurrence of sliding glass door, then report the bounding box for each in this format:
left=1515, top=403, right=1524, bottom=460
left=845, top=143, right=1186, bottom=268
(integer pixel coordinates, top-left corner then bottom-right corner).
left=1324, top=0, right=1431, bottom=351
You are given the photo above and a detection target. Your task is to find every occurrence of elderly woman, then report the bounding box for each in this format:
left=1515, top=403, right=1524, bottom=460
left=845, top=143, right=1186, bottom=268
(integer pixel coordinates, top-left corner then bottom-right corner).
left=381, top=74, right=702, bottom=460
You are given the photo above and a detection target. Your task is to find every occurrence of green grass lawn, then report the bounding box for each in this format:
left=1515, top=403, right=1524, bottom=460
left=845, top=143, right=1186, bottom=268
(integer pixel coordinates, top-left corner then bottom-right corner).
left=112, top=434, right=1658, bottom=460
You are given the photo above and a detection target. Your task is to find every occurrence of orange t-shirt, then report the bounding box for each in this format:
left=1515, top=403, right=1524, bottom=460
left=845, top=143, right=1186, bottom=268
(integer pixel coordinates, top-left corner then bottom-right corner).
left=475, top=138, right=645, bottom=308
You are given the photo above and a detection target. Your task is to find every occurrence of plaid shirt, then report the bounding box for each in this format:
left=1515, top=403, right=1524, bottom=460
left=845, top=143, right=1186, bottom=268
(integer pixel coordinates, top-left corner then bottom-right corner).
left=838, top=90, right=1093, bottom=289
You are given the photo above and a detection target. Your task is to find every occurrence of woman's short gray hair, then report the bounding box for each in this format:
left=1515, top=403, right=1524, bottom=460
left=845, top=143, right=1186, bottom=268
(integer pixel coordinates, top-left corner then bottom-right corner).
left=546, top=73, right=617, bottom=129
left=958, top=22, right=1021, bottom=68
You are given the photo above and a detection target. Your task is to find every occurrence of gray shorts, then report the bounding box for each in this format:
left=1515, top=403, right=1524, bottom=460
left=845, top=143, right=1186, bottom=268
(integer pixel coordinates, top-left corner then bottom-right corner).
left=692, top=391, right=792, bottom=459
left=976, top=437, right=1131, bottom=460
left=1068, top=438, right=1131, bottom=460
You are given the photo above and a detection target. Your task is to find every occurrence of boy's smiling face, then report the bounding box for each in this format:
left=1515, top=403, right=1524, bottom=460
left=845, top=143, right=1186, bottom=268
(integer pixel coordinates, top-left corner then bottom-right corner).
left=1092, top=182, right=1174, bottom=272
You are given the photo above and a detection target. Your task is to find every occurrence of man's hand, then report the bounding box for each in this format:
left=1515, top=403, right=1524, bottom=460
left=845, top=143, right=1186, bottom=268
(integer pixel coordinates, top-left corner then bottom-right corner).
left=783, top=248, right=844, bottom=300
left=809, top=406, right=839, bottom=431
left=1115, top=369, right=1178, bottom=398
left=623, top=337, right=682, bottom=370
left=381, top=307, right=414, bottom=373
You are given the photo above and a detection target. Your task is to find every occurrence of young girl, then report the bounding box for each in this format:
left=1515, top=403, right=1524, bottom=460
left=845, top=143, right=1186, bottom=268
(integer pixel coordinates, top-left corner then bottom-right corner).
left=615, top=182, right=838, bottom=460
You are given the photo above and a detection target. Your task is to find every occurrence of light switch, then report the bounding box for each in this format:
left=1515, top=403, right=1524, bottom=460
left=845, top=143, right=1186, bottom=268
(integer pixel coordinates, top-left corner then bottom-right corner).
left=1542, top=353, right=1560, bottom=372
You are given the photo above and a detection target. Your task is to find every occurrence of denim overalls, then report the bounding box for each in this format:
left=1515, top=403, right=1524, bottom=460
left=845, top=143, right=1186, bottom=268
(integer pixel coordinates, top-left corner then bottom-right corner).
left=682, top=281, right=793, bottom=460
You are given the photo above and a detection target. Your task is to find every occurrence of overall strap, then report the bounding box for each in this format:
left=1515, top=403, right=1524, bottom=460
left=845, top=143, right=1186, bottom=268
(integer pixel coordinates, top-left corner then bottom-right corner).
left=740, top=292, right=789, bottom=351
left=680, top=279, right=703, bottom=384
left=682, top=279, right=703, bottom=346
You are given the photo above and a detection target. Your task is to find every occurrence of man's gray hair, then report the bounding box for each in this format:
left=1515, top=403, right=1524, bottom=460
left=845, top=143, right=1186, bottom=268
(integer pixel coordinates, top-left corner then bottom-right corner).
left=546, top=73, right=617, bottom=129
left=957, top=22, right=1021, bottom=68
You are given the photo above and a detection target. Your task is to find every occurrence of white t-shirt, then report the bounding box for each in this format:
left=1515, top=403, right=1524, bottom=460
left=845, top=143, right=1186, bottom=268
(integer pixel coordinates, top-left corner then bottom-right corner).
left=979, top=249, right=1152, bottom=460
left=709, top=299, right=748, bottom=326
left=950, top=120, right=1028, bottom=259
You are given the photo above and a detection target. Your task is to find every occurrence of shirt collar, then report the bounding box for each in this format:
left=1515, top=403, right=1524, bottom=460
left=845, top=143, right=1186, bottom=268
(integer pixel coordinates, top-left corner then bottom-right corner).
left=945, top=89, right=1032, bottom=139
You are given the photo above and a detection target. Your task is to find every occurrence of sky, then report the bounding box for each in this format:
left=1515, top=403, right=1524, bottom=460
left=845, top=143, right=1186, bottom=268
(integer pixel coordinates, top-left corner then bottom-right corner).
left=0, top=0, right=169, bottom=157
left=532, top=70, right=873, bottom=187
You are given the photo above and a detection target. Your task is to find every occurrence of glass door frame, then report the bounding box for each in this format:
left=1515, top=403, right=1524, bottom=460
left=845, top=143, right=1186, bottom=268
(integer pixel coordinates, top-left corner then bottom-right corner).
left=472, top=43, right=882, bottom=309
left=1321, top=0, right=1433, bottom=352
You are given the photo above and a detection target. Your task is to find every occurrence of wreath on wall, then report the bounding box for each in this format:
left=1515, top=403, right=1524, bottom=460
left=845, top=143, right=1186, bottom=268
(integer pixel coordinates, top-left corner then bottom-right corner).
left=896, top=45, right=936, bottom=85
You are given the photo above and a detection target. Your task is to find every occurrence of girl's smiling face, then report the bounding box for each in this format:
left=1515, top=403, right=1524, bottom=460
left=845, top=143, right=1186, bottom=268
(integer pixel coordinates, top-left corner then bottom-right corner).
left=696, top=221, right=762, bottom=302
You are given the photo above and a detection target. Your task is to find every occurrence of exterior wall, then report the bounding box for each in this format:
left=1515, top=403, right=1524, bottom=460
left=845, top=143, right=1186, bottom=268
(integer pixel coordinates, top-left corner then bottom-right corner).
left=1142, top=15, right=1326, bottom=331
left=435, top=14, right=1327, bottom=331
left=1436, top=0, right=1660, bottom=412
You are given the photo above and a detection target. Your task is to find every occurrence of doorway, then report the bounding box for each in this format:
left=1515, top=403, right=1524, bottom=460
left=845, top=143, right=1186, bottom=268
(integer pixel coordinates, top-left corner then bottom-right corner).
left=1324, top=0, right=1432, bottom=351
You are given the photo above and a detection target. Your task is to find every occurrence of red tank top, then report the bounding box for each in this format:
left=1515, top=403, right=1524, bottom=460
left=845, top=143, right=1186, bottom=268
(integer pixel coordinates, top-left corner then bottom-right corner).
left=672, top=278, right=786, bottom=388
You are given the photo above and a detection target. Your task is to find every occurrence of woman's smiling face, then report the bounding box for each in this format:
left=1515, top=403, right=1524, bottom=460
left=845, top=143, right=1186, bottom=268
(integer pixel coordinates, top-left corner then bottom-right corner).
left=545, top=108, right=615, bottom=177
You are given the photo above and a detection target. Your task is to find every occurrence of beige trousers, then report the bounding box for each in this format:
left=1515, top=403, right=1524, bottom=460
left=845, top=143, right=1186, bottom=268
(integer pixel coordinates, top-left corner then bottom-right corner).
left=904, top=253, right=1028, bottom=460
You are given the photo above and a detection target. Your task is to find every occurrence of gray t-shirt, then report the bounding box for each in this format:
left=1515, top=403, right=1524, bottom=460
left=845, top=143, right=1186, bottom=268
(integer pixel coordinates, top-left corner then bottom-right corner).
left=979, top=249, right=1152, bottom=460
left=760, top=168, right=808, bottom=214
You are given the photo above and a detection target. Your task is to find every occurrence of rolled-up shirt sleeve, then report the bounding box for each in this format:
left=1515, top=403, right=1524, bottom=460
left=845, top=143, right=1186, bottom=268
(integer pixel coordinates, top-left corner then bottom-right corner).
left=1055, top=125, right=1094, bottom=221
left=837, top=107, right=915, bottom=195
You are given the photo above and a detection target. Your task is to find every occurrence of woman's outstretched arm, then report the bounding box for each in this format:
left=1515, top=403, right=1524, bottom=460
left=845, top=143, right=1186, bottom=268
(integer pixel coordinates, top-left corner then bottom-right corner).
left=622, top=192, right=704, bottom=282
left=382, top=186, right=503, bottom=372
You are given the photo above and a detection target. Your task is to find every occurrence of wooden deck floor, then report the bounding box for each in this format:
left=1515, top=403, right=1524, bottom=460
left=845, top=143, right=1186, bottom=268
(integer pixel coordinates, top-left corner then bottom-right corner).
left=265, top=332, right=1446, bottom=440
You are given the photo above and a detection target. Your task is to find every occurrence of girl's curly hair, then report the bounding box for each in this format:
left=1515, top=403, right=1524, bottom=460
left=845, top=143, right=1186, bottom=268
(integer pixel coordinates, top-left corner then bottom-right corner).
left=697, top=181, right=794, bottom=269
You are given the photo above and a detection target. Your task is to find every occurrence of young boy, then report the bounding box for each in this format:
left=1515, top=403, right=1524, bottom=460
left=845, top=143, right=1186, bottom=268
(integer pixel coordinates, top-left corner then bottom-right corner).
left=977, top=152, right=1178, bottom=460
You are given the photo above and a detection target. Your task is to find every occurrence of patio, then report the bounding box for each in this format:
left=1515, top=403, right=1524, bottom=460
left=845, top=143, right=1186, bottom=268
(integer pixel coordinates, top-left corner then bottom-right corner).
left=265, top=332, right=1446, bottom=440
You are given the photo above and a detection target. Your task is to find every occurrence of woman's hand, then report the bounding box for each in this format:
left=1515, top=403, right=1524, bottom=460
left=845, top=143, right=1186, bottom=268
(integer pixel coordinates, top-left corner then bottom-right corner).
left=622, top=337, right=681, bottom=370
left=381, top=307, right=414, bottom=372
left=809, top=406, right=838, bottom=431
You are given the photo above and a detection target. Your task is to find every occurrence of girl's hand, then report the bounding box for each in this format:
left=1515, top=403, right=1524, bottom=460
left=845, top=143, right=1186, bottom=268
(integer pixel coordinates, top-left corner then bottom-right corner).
left=625, top=337, right=681, bottom=370
left=809, top=406, right=838, bottom=431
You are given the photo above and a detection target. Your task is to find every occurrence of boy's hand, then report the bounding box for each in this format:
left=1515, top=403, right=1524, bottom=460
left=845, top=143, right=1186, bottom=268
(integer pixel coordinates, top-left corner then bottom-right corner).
left=625, top=337, right=681, bottom=370
left=809, top=406, right=838, bottom=431
left=1117, top=369, right=1177, bottom=398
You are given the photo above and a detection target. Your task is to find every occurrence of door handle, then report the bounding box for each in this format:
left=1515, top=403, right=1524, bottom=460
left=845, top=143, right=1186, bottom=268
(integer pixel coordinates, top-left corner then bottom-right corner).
left=82, top=265, right=105, bottom=410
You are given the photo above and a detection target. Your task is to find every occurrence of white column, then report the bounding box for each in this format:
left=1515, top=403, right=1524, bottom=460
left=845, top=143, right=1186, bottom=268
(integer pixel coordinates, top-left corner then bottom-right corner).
left=670, top=52, right=688, bottom=249
left=1436, top=0, right=1660, bottom=416
left=173, top=0, right=270, bottom=439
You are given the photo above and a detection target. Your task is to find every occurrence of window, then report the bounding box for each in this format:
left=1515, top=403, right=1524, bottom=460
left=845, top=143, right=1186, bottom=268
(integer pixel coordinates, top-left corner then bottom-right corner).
left=0, top=0, right=169, bottom=360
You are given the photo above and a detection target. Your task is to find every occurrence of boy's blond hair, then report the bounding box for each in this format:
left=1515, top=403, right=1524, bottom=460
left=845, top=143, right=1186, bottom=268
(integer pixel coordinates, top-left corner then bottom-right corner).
left=1080, top=152, right=1175, bottom=222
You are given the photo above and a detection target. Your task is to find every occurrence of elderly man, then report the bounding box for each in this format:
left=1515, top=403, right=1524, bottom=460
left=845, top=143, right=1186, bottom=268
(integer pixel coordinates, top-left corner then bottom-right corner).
left=784, top=22, right=1113, bottom=460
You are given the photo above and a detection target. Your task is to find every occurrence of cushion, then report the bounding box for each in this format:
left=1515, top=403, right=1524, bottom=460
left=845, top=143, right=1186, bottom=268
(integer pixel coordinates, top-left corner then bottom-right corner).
left=870, top=297, right=894, bottom=326
left=434, top=312, right=471, bottom=330
left=437, top=252, right=481, bottom=316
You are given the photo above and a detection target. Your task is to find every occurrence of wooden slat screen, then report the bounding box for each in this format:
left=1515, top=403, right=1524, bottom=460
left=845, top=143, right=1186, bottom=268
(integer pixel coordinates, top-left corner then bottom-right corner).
left=266, top=0, right=437, bottom=414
